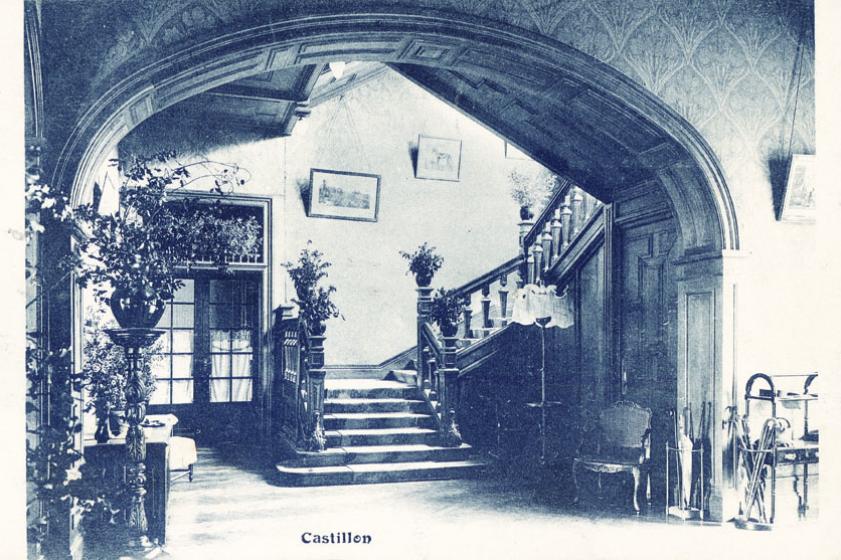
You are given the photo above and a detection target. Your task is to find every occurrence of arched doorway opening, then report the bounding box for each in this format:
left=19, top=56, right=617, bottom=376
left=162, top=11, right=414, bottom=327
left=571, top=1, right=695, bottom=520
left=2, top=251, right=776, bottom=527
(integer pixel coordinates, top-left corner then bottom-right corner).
left=54, top=11, right=740, bottom=520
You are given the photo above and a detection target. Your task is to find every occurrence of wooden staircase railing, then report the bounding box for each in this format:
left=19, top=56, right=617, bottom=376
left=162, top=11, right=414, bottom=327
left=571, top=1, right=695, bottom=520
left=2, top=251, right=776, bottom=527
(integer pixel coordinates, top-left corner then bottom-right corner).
left=415, top=257, right=522, bottom=446
left=274, top=307, right=326, bottom=452
left=521, top=181, right=603, bottom=285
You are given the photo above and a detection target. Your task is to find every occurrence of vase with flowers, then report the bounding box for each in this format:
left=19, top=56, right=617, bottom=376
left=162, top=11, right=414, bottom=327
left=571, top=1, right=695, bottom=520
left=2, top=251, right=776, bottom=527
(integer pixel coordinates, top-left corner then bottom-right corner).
left=430, top=288, right=464, bottom=338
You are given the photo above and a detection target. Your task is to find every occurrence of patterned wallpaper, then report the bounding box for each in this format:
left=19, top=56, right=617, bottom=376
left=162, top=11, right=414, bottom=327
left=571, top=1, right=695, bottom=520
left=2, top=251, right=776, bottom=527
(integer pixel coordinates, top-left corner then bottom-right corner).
left=48, top=0, right=815, bottom=239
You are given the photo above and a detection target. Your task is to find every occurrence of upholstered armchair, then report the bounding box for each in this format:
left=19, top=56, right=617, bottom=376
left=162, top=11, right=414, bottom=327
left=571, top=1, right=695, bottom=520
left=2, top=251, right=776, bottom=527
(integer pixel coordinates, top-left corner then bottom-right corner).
left=572, top=401, right=652, bottom=513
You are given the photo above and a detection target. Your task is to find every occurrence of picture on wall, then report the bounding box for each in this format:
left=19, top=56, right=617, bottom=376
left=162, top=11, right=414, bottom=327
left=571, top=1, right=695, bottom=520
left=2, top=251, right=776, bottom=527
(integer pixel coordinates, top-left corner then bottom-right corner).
left=777, top=154, right=815, bottom=222
left=415, top=135, right=462, bottom=181
left=308, top=168, right=381, bottom=222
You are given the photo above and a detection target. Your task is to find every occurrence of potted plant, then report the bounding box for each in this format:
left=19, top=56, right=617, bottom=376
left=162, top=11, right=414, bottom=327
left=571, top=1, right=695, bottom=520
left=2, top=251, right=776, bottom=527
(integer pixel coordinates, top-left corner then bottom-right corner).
left=283, top=242, right=342, bottom=336
left=509, top=169, right=555, bottom=220
left=400, top=242, right=444, bottom=287
left=430, top=288, right=464, bottom=338
left=73, top=151, right=260, bottom=328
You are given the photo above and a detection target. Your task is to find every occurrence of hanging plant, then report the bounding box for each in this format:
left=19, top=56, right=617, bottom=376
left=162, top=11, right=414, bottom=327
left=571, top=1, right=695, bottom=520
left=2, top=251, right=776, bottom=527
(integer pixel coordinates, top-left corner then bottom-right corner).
left=399, top=242, right=444, bottom=287
left=283, top=242, right=342, bottom=335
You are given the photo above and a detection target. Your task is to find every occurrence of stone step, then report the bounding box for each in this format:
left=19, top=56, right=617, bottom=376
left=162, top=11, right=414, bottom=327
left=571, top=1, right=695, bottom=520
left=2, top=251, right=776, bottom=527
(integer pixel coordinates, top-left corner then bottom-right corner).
left=385, top=369, right=418, bottom=385
left=325, top=379, right=417, bottom=400
left=275, top=458, right=489, bottom=486
left=324, top=397, right=428, bottom=414
left=291, top=443, right=473, bottom=467
left=323, top=412, right=434, bottom=430
left=325, top=427, right=439, bottom=447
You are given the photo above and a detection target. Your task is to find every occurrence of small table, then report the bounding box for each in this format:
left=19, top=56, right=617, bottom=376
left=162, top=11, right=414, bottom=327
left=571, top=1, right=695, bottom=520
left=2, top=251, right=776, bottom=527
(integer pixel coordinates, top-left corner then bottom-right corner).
left=83, top=414, right=178, bottom=545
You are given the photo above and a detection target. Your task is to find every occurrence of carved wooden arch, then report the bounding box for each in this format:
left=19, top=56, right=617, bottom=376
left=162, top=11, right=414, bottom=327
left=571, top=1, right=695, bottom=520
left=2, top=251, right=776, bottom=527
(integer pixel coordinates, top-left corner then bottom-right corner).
left=54, top=10, right=739, bottom=255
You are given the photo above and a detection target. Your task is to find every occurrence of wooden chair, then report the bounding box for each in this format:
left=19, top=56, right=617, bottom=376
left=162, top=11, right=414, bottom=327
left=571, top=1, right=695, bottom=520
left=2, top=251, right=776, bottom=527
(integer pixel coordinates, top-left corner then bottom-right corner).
left=572, top=400, right=652, bottom=513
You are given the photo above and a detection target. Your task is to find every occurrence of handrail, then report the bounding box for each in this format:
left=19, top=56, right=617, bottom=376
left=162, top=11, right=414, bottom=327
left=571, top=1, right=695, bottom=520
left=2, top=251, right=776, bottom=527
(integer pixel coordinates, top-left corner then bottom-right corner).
left=449, top=256, right=522, bottom=299
left=523, top=177, right=574, bottom=249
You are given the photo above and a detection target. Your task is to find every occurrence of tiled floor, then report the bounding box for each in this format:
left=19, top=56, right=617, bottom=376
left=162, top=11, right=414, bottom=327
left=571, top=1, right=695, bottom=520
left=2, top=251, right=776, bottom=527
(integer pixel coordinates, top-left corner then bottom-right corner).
left=161, top=447, right=828, bottom=560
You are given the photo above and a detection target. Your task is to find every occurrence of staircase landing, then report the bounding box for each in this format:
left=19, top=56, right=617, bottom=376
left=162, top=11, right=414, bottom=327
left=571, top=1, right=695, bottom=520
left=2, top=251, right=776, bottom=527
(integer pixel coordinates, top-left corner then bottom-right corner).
left=276, top=377, right=488, bottom=486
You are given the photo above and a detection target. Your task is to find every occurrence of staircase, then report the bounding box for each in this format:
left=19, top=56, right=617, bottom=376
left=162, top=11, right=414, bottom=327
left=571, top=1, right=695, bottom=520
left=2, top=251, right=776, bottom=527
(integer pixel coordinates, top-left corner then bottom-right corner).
left=275, top=377, right=488, bottom=486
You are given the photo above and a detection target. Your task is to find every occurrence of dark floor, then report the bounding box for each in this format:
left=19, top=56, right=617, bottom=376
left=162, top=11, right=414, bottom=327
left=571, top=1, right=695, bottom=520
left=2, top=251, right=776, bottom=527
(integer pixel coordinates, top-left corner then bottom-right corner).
left=160, top=447, right=824, bottom=560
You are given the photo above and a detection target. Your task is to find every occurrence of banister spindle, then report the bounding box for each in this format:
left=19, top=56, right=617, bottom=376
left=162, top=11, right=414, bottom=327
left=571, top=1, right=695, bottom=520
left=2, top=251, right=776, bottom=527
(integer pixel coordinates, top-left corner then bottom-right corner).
left=498, top=273, right=510, bottom=326
left=541, top=223, right=553, bottom=272
left=481, top=283, right=492, bottom=336
left=533, top=241, right=544, bottom=283
left=420, top=346, right=430, bottom=391
left=550, top=208, right=562, bottom=261
left=560, top=193, right=572, bottom=251
left=527, top=248, right=536, bottom=285
left=462, top=293, right=474, bottom=339
left=571, top=186, right=584, bottom=237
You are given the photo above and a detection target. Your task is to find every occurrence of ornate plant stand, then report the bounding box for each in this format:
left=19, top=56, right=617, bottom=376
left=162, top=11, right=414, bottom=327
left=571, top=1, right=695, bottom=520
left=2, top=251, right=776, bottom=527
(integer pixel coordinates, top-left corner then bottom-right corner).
left=106, top=328, right=165, bottom=557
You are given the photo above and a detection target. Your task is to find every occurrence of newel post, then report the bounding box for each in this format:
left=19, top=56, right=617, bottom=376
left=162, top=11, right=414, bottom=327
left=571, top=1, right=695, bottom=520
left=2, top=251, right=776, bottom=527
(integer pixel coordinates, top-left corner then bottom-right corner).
left=306, top=332, right=327, bottom=451
left=439, top=335, right=462, bottom=447
left=416, top=287, right=433, bottom=389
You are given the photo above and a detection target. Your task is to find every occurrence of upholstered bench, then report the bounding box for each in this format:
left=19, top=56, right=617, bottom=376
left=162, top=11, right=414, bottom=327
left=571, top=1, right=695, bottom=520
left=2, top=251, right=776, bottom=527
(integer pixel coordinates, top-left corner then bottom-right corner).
left=169, top=436, right=198, bottom=482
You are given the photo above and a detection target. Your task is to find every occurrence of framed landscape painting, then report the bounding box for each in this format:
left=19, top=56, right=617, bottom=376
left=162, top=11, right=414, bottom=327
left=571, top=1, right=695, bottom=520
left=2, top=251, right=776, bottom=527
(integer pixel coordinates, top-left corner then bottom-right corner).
left=415, top=135, right=462, bottom=181
left=308, top=168, right=381, bottom=222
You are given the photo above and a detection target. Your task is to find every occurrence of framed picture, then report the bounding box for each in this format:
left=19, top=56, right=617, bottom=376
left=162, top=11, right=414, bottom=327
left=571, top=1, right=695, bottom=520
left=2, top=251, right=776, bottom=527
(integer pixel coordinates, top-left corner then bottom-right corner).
left=308, top=168, right=381, bottom=222
left=416, top=135, right=462, bottom=181
left=778, top=154, right=815, bottom=222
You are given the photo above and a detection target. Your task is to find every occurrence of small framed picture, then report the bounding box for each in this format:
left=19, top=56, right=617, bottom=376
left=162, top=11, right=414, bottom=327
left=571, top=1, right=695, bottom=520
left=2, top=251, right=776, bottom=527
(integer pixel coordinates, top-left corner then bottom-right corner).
left=308, top=168, right=381, bottom=222
left=777, top=154, right=815, bottom=222
left=415, top=135, right=462, bottom=181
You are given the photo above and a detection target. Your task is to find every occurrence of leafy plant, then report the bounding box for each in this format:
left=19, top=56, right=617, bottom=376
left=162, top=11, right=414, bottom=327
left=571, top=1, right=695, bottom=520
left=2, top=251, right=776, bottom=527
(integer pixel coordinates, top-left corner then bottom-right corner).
left=430, top=288, right=464, bottom=331
left=508, top=169, right=556, bottom=210
left=73, top=151, right=260, bottom=304
left=399, top=242, right=444, bottom=285
left=283, top=242, right=342, bottom=333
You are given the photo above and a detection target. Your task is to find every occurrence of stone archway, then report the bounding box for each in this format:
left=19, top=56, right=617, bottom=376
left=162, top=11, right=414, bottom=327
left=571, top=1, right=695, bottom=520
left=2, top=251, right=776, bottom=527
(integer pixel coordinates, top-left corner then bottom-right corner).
left=53, top=10, right=740, bottom=520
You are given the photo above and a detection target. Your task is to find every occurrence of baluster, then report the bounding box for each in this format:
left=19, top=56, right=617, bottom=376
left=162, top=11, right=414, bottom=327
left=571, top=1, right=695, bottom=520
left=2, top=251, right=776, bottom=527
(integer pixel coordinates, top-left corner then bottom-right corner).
left=541, top=222, right=553, bottom=272
left=428, top=357, right=438, bottom=397
left=550, top=208, right=562, bottom=261
left=416, top=286, right=433, bottom=390
left=439, top=334, right=462, bottom=446
left=571, top=186, right=584, bottom=237
left=420, top=346, right=431, bottom=392
left=498, top=273, right=510, bottom=327
left=527, top=248, right=536, bottom=285
left=560, top=193, right=572, bottom=251
left=481, top=283, right=492, bottom=336
left=533, top=243, right=544, bottom=284
left=462, top=292, right=474, bottom=340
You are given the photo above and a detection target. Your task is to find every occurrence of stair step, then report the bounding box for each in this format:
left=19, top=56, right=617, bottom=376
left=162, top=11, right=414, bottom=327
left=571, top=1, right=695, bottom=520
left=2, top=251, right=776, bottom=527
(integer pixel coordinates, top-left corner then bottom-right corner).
left=291, top=443, right=473, bottom=467
left=275, top=459, right=488, bottom=486
left=325, top=380, right=417, bottom=400
left=385, top=369, right=418, bottom=384
left=325, top=397, right=427, bottom=413
left=323, top=412, right=434, bottom=430
left=326, top=427, right=439, bottom=447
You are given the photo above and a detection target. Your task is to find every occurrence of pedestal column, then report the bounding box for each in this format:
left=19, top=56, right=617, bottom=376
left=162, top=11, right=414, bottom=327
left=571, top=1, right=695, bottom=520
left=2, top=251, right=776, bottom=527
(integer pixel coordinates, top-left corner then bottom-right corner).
left=106, top=328, right=164, bottom=555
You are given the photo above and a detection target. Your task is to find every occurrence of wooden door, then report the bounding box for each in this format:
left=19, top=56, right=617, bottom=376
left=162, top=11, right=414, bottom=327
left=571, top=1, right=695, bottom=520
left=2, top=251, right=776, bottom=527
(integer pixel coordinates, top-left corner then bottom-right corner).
left=618, top=219, right=679, bottom=505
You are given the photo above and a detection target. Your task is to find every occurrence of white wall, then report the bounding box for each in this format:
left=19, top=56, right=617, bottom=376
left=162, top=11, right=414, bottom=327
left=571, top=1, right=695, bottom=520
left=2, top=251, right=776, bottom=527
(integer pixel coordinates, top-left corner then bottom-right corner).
left=117, top=70, right=547, bottom=365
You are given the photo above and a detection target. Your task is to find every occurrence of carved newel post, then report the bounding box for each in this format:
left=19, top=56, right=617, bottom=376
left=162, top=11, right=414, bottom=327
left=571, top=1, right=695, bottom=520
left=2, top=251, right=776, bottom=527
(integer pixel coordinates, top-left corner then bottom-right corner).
left=105, top=328, right=164, bottom=554
left=416, top=287, right=433, bottom=390
left=306, top=330, right=327, bottom=452
left=439, top=335, right=462, bottom=447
